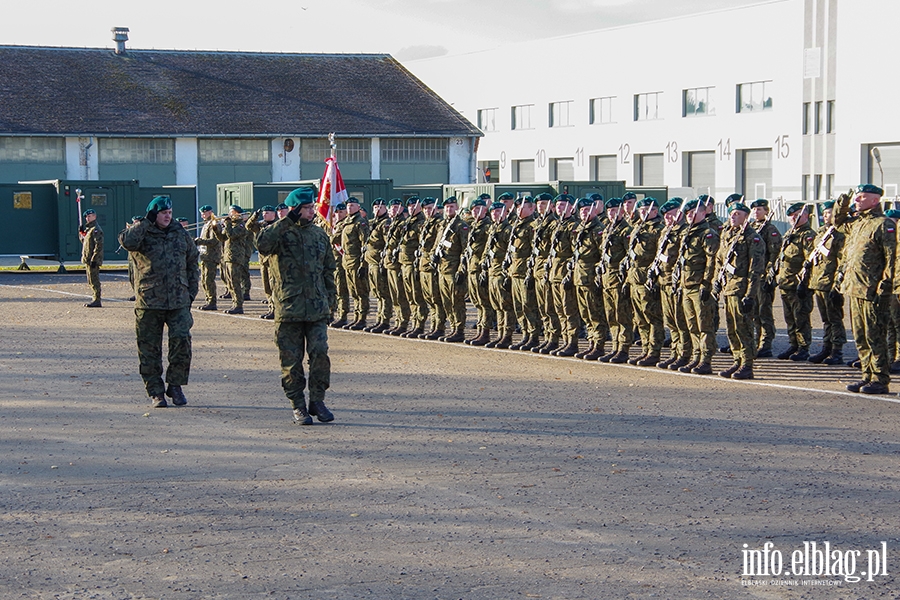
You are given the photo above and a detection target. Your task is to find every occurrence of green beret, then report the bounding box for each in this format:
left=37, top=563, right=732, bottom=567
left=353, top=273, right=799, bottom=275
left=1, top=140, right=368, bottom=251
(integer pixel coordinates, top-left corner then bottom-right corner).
left=639, top=197, right=658, bottom=208
left=334, top=202, right=348, bottom=211
left=478, top=193, right=492, bottom=201
left=443, top=196, right=458, bottom=204
left=436, top=201, right=444, bottom=209
left=519, top=195, right=534, bottom=204
left=285, top=187, right=316, bottom=207
left=683, top=199, right=700, bottom=212
left=132, top=215, right=143, bottom=221
left=590, top=193, right=604, bottom=202
left=698, top=194, right=715, bottom=205
left=786, top=202, right=807, bottom=216
left=346, top=196, right=360, bottom=204
left=729, top=203, right=751, bottom=214
left=536, top=193, right=554, bottom=201
left=724, top=193, right=743, bottom=206
left=372, top=197, right=386, bottom=206
left=622, top=192, right=637, bottom=201
left=497, top=192, right=514, bottom=201
left=749, top=198, right=769, bottom=209
left=659, top=200, right=680, bottom=215
left=471, top=198, right=487, bottom=208
left=147, top=196, right=172, bottom=212
left=554, top=194, right=574, bottom=204
left=199, top=204, right=213, bottom=213
left=857, top=183, right=884, bottom=196
left=176, top=217, right=189, bottom=223
left=261, top=205, right=276, bottom=212
left=605, top=198, right=623, bottom=208
left=421, top=197, right=436, bottom=207
left=576, top=197, right=592, bottom=209
left=82, top=208, right=96, bottom=218
left=489, top=201, right=506, bottom=211
left=388, top=198, right=403, bottom=206
left=668, top=197, right=684, bottom=206
left=886, top=209, right=900, bottom=219
left=821, top=200, right=835, bottom=210
left=275, top=203, right=288, bottom=210
left=229, top=204, right=243, bottom=214
left=406, top=196, right=421, bottom=206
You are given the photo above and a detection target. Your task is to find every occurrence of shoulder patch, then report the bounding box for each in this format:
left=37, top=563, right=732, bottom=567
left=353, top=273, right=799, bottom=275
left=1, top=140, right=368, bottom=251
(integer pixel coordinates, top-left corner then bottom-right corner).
left=772, top=231, right=779, bottom=236
left=888, top=228, right=896, bottom=234
left=706, top=233, right=714, bottom=238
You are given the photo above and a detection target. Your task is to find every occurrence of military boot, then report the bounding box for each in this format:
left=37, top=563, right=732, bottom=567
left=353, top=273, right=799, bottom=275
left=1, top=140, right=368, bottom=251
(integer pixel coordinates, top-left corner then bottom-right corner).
left=822, top=346, right=844, bottom=366
left=308, top=400, right=335, bottom=422
left=468, top=329, right=491, bottom=347
left=219, top=291, right=232, bottom=299
left=292, top=405, right=313, bottom=425
left=719, top=363, right=741, bottom=378
left=808, top=345, right=832, bottom=364
left=348, top=319, right=368, bottom=331
left=691, top=362, right=713, bottom=375
left=582, top=343, right=606, bottom=360
left=150, top=394, right=167, bottom=408
left=860, top=381, right=890, bottom=394
left=330, top=316, right=348, bottom=328
left=484, top=333, right=501, bottom=348
left=260, top=310, right=275, bottom=320
left=553, top=338, right=579, bottom=357
left=84, top=300, right=102, bottom=308
left=387, top=322, right=408, bottom=336
left=363, top=321, right=382, bottom=332
left=531, top=338, right=549, bottom=353
left=401, top=327, right=423, bottom=339
left=731, top=365, right=754, bottom=379
left=678, top=358, right=700, bottom=373
left=608, top=350, right=630, bottom=363
left=598, top=349, right=618, bottom=363
left=756, top=346, right=773, bottom=358
left=669, top=356, right=691, bottom=371
left=636, top=353, right=660, bottom=367
left=441, top=326, right=466, bottom=343
left=789, top=348, right=810, bottom=361
left=776, top=346, right=798, bottom=360
left=510, top=334, right=529, bottom=351
left=657, top=355, right=676, bottom=369
left=493, top=331, right=513, bottom=350
left=575, top=342, right=595, bottom=359
left=422, top=328, right=444, bottom=341
left=518, top=334, right=540, bottom=352
left=165, top=384, right=187, bottom=406
left=627, top=352, right=646, bottom=365
left=539, top=339, right=560, bottom=355
left=224, top=306, right=243, bottom=315
left=199, top=303, right=218, bottom=311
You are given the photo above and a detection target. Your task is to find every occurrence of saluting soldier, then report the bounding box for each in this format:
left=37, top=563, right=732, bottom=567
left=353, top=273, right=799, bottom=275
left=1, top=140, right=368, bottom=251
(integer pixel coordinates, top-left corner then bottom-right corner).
left=482, top=201, right=515, bottom=349
left=434, top=196, right=469, bottom=343
left=750, top=198, right=782, bottom=357
left=571, top=197, right=608, bottom=360
left=506, top=196, right=541, bottom=351
left=194, top=205, right=221, bottom=311
left=80, top=208, right=103, bottom=308
left=598, top=198, right=634, bottom=363
left=328, top=203, right=350, bottom=327
left=383, top=199, right=410, bottom=335
left=531, top=193, right=562, bottom=354
left=836, top=184, right=896, bottom=394
left=340, top=197, right=370, bottom=330
left=626, top=197, right=665, bottom=366
left=774, top=203, right=816, bottom=361
left=677, top=198, right=721, bottom=374
left=417, top=197, right=446, bottom=339
left=713, top=202, right=765, bottom=380
left=547, top=194, right=581, bottom=357
left=218, top=205, right=252, bottom=315
left=363, top=198, right=392, bottom=334
left=464, top=196, right=495, bottom=346
left=245, top=205, right=278, bottom=320
left=805, top=200, right=847, bottom=365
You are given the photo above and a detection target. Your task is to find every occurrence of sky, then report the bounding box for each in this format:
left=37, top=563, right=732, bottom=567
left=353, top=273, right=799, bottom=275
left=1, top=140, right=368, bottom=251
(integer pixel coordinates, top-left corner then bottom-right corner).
left=6, top=0, right=771, bottom=61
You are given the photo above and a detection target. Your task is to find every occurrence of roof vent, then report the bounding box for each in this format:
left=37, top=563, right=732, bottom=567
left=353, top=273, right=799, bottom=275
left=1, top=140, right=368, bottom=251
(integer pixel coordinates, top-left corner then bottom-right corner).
left=112, top=27, right=130, bottom=55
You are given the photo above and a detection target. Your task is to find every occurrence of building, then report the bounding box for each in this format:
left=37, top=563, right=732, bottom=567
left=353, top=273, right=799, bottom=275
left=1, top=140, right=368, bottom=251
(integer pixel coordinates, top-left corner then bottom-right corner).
left=0, top=29, right=481, bottom=203
left=404, top=0, right=900, bottom=204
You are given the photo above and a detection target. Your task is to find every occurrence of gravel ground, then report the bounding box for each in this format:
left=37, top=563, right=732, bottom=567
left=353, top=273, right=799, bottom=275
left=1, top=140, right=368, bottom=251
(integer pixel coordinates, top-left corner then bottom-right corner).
left=1, top=271, right=899, bottom=599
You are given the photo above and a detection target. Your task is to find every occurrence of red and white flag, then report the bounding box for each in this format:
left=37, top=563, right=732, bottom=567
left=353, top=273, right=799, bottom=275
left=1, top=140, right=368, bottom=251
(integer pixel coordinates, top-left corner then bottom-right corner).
left=317, top=155, right=348, bottom=227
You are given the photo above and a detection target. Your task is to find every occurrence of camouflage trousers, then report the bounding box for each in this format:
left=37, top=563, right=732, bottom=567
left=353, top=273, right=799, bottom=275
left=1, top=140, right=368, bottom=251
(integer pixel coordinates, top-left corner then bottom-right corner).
left=387, top=266, right=410, bottom=328
left=439, top=271, right=467, bottom=330
left=489, top=275, right=515, bottom=334
left=551, top=280, right=580, bottom=340
left=224, top=260, right=251, bottom=307
left=346, top=263, right=370, bottom=322
left=602, top=277, right=633, bottom=352
left=576, top=282, right=607, bottom=345
left=754, top=285, right=778, bottom=351
left=631, top=283, right=664, bottom=355
left=275, top=319, right=331, bottom=409
left=889, top=296, right=900, bottom=362
left=334, top=263, right=350, bottom=319
left=260, top=260, right=273, bottom=299
left=781, top=289, right=814, bottom=350
left=849, top=295, right=891, bottom=386
left=534, top=273, right=560, bottom=341
left=512, top=276, right=540, bottom=337
left=200, top=259, right=218, bottom=304
left=468, top=270, right=494, bottom=330
left=661, top=286, right=692, bottom=360
left=402, top=263, right=429, bottom=329
left=682, top=287, right=717, bottom=363
left=368, top=263, right=393, bottom=324
left=724, top=295, right=756, bottom=367
left=85, top=263, right=101, bottom=302
left=813, top=289, right=847, bottom=349
left=134, top=307, right=193, bottom=397
left=421, top=269, right=445, bottom=331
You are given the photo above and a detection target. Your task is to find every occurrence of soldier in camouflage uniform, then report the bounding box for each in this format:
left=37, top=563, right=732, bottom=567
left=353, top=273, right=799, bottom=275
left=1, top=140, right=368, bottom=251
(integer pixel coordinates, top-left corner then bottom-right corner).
left=119, top=196, right=199, bottom=408
left=364, top=198, right=392, bottom=334
left=677, top=199, right=720, bottom=374
left=218, top=205, right=252, bottom=314
left=418, top=198, right=446, bottom=339
left=246, top=205, right=278, bottom=319
left=340, top=197, right=370, bottom=330
left=398, top=197, right=428, bottom=338
left=622, top=191, right=638, bottom=227
left=836, top=184, right=896, bottom=394
left=329, top=203, right=350, bottom=327
left=804, top=200, right=846, bottom=365
left=194, top=204, right=222, bottom=311
left=713, top=202, right=765, bottom=380
left=750, top=199, right=782, bottom=357
left=464, top=197, right=494, bottom=346
left=80, top=208, right=103, bottom=308
left=598, top=198, right=634, bottom=363
left=886, top=210, right=900, bottom=371
left=774, top=203, right=816, bottom=361
left=482, top=201, right=515, bottom=349
left=571, top=197, right=607, bottom=360
left=383, top=200, right=410, bottom=335
left=626, top=197, right=666, bottom=366
left=434, top=197, right=469, bottom=343
left=256, top=187, right=336, bottom=424
left=506, top=196, right=540, bottom=351
left=547, top=194, right=581, bottom=357
left=531, top=193, right=561, bottom=354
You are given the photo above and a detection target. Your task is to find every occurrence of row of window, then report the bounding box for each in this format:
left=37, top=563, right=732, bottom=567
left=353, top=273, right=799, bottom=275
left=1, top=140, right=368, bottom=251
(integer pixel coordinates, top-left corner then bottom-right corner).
left=477, top=81, right=774, bottom=132
left=802, top=101, right=835, bottom=135
left=0, top=137, right=449, bottom=164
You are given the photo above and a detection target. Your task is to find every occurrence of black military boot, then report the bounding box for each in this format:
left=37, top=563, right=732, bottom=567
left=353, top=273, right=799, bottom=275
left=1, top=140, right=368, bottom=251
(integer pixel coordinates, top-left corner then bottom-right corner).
left=493, top=332, right=513, bottom=350
left=388, top=323, right=409, bottom=336
left=219, top=291, right=232, bottom=299
left=423, top=328, right=444, bottom=340
left=719, top=363, right=741, bottom=378
left=531, top=338, right=549, bottom=353
left=808, top=345, right=832, bottom=364
left=657, top=355, right=676, bottom=369
left=598, top=349, right=618, bottom=363
left=292, top=405, right=313, bottom=425
left=349, top=319, right=368, bottom=331
left=330, top=316, right=348, bottom=328
left=846, top=380, right=867, bottom=393
left=822, top=346, right=844, bottom=366
left=582, top=343, right=606, bottom=361
left=150, top=394, right=167, bottom=408
left=260, top=310, right=275, bottom=320
left=860, top=381, right=890, bottom=394
left=402, top=327, right=423, bottom=339
left=84, top=299, right=102, bottom=308
left=627, top=352, right=646, bottom=365
left=575, top=342, right=595, bottom=359
left=165, top=384, right=188, bottom=406
left=539, top=339, right=560, bottom=355
left=442, top=326, right=466, bottom=343
left=608, top=350, right=630, bottom=364
left=468, top=328, right=491, bottom=347
left=731, top=365, right=754, bottom=380
left=777, top=346, right=798, bottom=360
left=553, top=339, right=579, bottom=357
left=691, top=362, right=713, bottom=375
left=789, top=348, right=810, bottom=361
left=199, top=303, right=218, bottom=311
left=669, top=356, right=691, bottom=371
left=224, top=306, right=243, bottom=315
left=636, top=353, right=660, bottom=367
left=678, top=358, right=700, bottom=373
left=308, top=400, right=334, bottom=422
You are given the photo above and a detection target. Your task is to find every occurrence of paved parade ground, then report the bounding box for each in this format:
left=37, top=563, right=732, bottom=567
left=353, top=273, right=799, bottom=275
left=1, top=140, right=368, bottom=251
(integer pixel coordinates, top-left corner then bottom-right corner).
left=2, top=269, right=900, bottom=599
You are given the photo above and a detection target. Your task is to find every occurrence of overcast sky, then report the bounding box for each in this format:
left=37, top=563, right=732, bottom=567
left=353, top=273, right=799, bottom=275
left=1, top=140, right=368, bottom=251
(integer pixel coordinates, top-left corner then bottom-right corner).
left=7, top=0, right=773, bottom=61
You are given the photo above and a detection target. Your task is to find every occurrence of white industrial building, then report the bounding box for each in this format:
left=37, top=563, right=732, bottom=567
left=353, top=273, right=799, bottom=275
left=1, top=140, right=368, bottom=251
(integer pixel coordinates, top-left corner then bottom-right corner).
left=404, top=0, right=900, bottom=203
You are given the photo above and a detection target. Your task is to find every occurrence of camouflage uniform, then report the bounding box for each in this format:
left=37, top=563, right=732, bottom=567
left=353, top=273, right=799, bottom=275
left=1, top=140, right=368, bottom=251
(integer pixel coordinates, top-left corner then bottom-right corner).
left=195, top=218, right=222, bottom=305
left=806, top=223, right=846, bottom=360
left=654, top=221, right=692, bottom=367
left=383, top=213, right=410, bottom=332
left=753, top=219, right=783, bottom=353
left=599, top=216, right=634, bottom=360
left=81, top=221, right=103, bottom=303
left=678, top=220, right=720, bottom=369
left=572, top=215, right=607, bottom=357
left=256, top=217, right=336, bottom=411
left=485, top=218, right=515, bottom=345
left=506, top=212, right=540, bottom=347
left=330, top=218, right=350, bottom=323
left=119, top=219, right=199, bottom=398
left=626, top=214, right=665, bottom=361
left=435, top=213, right=469, bottom=338
left=419, top=212, right=446, bottom=336
left=465, top=215, right=494, bottom=339
left=365, top=211, right=393, bottom=329
left=532, top=213, right=560, bottom=349
left=775, top=221, right=816, bottom=356
left=219, top=217, right=252, bottom=309
left=399, top=211, right=428, bottom=332
left=341, top=211, right=370, bottom=326
left=549, top=213, right=580, bottom=354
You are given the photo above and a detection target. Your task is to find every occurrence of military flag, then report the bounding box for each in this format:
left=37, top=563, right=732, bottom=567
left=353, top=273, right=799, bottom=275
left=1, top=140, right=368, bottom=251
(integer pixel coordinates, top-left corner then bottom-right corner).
left=316, top=134, right=348, bottom=228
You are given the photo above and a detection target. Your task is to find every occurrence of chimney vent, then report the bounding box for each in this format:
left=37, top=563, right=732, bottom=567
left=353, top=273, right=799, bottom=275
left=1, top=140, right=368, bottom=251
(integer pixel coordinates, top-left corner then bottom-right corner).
left=112, top=27, right=130, bottom=55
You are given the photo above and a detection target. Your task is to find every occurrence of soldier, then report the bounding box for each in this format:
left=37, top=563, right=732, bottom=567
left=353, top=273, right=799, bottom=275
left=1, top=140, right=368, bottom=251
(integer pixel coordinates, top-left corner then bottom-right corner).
left=464, top=196, right=494, bottom=346
left=246, top=205, right=278, bottom=320
left=622, top=191, right=639, bottom=226
left=506, top=196, right=541, bottom=351
left=531, top=193, right=562, bottom=354
left=329, top=203, right=350, bottom=328
left=383, top=199, right=410, bottom=335
left=79, top=208, right=103, bottom=308
left=434, top=196, right=469, bottom=343
left=119, top=196, right=199, bottom=408
left=125, top=215, right=142, bottom=302
left=836, top=184, right=896, bottom=394
left=700, top=195, right=725, bottom=234
left=598, top=198, right=633, bottom=363
left=218, top=205, right=252, bottom=315
left=713, top=202, right=765, bottom=380
left=194, top=204, right=222, bottom=311
left=805, top=200, right=846, bottom=365
left=677, top=198, right=720, bottom=374
left=481, top=201, right=515, bottom=349
left=571, top=197, right=607, bottom=360
left=774, top=203, right=816, bottom=361
left=548, top=194, right=581, bottom=357
left=256, top=187, right=336, bottom=424
left=497, top=191, right=518, bottom=226
left=885, top=209, right=900, bottom=371
left=724, top=193, right=744, bottom=209
left=341, top=197, right=370, bottom=330
left=418, top=197, right=446, bottom=339
left=750, top=199, right=782, bottom=357
left=399, top=197, right=428, bottom=338
left=364, top=198, right=392, bottom=334
left=626, top=197, right=665, bottom=366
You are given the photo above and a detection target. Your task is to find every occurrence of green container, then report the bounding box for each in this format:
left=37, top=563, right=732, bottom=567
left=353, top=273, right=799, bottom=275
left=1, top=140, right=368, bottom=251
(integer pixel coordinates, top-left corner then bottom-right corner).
left=0, top=183, right=59, bottom=257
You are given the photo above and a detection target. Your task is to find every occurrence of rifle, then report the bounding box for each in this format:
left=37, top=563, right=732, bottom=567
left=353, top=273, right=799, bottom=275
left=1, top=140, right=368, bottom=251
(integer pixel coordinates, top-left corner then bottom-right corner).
left=712, top=213, right=753, bottom=301
left=798, top=223, right=835, bottom=285
left=769, top=203, right=807, bottom=290
left=620, top=204, right=650, bottom=290
left=599, top=204, right=625, bottom=277
left=431, top=214, right=457, bottom=269
left=645, top=203, right=686, bottom=292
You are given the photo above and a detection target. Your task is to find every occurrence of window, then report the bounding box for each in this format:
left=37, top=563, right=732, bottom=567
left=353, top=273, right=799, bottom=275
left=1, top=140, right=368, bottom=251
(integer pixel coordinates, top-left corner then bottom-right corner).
left=0, top=137, right=65, bottom=162
left=513, top=159, right=534, bottom=182
left=551, top=158, right=574, bottom=180
left=815, top=101, right=824, bottom=134
left=741, top=149, right=773, bottom=198
left=826, top=174, right=834, bottom=198
left=302, top=138, right=370, bottom=163
left=511, top=105, right=534, bottom=130
left=380, top=139, right=446, bottom=163
left=814, top=174, right=823, bottom=200
left=13, top=191, right=32, bottom=209
left=477, top=108, right=498, bottom=132
left=827, top=100, right=835, bottom=133
left=99, top=138, right=174, bottom=164
left=802, top=102, right=811, bottom=135
left=478, top=160, right=499, bottom=183
left=549, top=101, right=574, bottom=128
left=683, top=87, right=715, bottom=117
left=686, top=151, right=716, bottom=195
left=634, top=92, right=662, bottom=121
left=637, top=153, right=664, bottom=186
left=737, top=81, right=773, bottom=113
left=199, top=139, right=269, bottom=164
left=590, top=97, right=615, bottom=124
left=802, top=175, right=810, bottom=201
left=592, top=155, right=617, bottom=180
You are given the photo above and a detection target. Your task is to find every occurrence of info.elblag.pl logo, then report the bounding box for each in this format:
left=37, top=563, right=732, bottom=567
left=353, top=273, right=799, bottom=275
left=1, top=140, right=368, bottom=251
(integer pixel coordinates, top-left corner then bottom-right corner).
left=742, top=541, right=889, bottom=584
